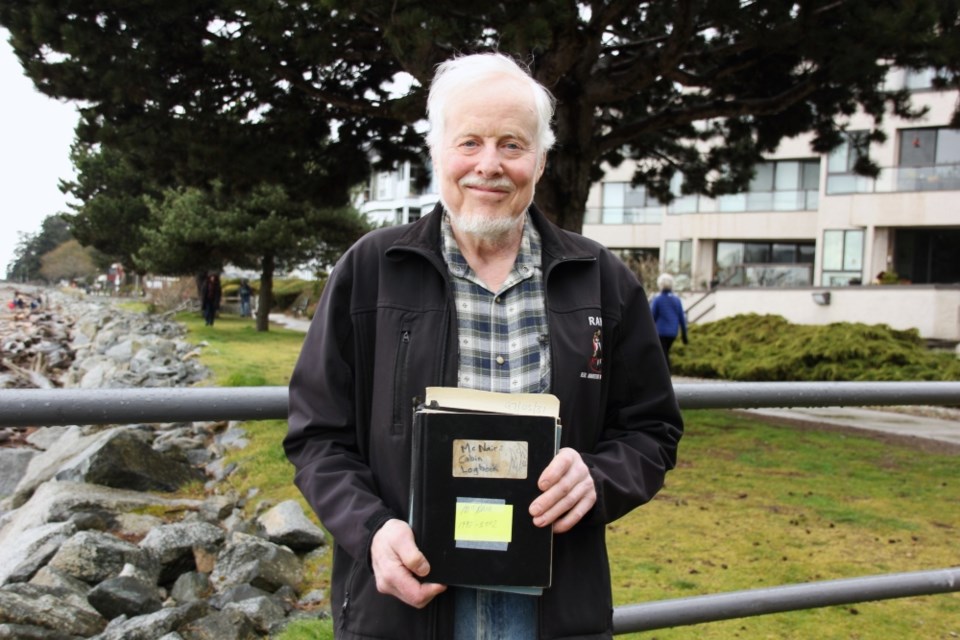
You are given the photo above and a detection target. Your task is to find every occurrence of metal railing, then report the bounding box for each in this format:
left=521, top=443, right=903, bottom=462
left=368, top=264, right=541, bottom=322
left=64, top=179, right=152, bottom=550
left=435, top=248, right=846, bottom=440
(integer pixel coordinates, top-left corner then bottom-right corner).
left=2, top=381, right=959, bottom=634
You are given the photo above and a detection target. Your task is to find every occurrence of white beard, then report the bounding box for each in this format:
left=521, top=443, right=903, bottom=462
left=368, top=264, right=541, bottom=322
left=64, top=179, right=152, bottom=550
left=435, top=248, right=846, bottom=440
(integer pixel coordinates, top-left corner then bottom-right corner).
left=441, top=176, right=531, bottom=244
left=444, top=203, right=525, bottom=243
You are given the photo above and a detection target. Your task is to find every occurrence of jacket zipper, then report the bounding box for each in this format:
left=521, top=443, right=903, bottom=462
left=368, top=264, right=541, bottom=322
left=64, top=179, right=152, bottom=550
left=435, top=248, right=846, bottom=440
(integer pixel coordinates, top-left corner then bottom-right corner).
left=393, top=329, right=412, bottom=429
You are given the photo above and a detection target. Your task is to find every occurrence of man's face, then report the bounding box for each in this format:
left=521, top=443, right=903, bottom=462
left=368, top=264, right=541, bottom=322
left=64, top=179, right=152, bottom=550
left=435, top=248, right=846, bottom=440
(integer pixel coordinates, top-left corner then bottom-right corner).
left=435, top=75, right=545, bottom=239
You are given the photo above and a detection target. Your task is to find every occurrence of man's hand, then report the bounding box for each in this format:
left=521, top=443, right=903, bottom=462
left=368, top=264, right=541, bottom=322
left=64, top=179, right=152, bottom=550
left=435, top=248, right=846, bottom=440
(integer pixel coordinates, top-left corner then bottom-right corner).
left=529, top=447, right=597, bottom=534
left=370, top=519, right=447, bottom=608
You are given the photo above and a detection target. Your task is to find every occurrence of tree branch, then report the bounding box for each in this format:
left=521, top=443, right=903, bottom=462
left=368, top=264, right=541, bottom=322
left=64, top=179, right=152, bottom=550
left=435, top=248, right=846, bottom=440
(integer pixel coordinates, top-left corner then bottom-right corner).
left=596, top=77, right=821, bottom=154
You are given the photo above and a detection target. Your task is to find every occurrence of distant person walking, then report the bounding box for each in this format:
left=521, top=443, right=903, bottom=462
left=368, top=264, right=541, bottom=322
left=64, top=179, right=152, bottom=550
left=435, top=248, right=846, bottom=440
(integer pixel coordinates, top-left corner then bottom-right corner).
left=650, top=273, right=688, bottom=371
left=200, top=273, right=222, bottom=327
left=238, top=279, right=253, bottom=318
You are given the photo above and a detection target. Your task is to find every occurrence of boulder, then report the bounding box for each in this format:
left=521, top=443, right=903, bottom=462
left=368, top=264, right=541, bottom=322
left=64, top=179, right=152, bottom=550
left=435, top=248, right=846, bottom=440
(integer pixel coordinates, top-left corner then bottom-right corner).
left=139, top=522, right=225, bottom=585
left=210, top=532, right=303, bottom=594
left=87, top=576, right=163, bottom=620
left=46, top=531, right=144, bottom=584
left=94, top=601, right=209, bottom=640
left=256, top=500, right=326, bottom=552
left=0, top=589, right=106, bottom=637
left=0, top=520, right=76, bottom=585
left=12, top=427, right=203, bottom=508
left=0, top=448, right=37, bottom=501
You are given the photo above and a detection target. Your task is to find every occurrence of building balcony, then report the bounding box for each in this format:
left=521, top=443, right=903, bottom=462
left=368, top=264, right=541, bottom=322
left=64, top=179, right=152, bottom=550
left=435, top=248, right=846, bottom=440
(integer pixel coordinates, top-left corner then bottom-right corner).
left=826, top=163, right=960, bottom=195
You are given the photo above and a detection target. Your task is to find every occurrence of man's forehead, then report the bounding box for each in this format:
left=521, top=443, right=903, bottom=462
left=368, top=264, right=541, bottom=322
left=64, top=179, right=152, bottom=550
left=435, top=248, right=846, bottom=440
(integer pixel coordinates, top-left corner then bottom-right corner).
left=445, top=82, right=538, bottom=136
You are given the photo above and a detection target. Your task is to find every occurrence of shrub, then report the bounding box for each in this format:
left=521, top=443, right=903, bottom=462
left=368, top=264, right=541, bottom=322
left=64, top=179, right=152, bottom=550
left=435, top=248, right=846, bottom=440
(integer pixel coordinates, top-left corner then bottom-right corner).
left=672, top=314, right=960, bottom=381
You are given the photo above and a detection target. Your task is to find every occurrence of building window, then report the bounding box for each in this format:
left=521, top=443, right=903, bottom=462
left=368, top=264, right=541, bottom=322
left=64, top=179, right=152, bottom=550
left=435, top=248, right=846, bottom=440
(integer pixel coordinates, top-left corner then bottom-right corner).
left=895, top=128, right=960, bottom=192
left=826, top=132, right=875, bottom=194
left=715, top=160, right=820, bottom=212
left=903, top=67, right=942, bottom=91
left=663, top=240, right=692, bottom=289
left=375, top=171, right=392, bottom=200
left=716, top=240, right=814, bottom=287
left=822, top=229, right=864, bottom=286
left=601, top=183, right=665, bottom=224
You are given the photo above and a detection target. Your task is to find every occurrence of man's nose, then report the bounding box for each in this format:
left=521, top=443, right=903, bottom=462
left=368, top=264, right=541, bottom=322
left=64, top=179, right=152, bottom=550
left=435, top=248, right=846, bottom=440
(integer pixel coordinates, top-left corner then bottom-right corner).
left=474, top=143, right=503, bottom=176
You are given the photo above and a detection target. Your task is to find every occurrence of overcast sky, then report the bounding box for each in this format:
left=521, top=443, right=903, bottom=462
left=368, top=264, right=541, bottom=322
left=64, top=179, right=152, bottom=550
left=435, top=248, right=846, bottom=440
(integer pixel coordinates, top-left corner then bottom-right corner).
left=1, top=28, right=79, bottom=275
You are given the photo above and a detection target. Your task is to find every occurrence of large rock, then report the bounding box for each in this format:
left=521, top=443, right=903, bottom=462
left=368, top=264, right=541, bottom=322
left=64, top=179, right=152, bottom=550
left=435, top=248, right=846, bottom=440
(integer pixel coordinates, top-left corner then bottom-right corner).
left=0, top=588, right=106, bottom=637
left=139, top=522, right=225, bottom=585
left=46, top=531, right=145, bottom=584
left=210, top=532, right=303, bottom=594
left=93, top=601, right=209, bottom=640
left=11, top=427, right=203, bottom=507
left=5, top=581, right=96, bottom=618
left=0, top=520, right=76, bottom=585
left=29, top=566, right=97, bottom=614
left=222, top=596, right=287, bottom=634
left=10, top=427, right=99, bottom=507
left=0, top=448, right=37, bottom=501
left=178, top=608, right=258, bottom=640
left=87, top=576, right=163, bottom=620
left=256, top=500, right=326, bottom=552
left=0, top=481, right=203, bottom=550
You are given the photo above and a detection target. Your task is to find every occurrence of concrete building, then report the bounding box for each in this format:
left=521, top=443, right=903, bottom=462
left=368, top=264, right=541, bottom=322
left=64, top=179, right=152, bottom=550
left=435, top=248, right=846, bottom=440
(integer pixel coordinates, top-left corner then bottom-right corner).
left=356, top=69, right=959, bottom=341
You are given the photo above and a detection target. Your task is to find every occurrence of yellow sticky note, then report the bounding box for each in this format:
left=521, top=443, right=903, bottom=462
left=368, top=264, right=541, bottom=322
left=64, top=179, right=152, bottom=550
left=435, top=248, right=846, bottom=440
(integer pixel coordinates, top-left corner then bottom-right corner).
left=454, top=502, right=513, bottom=543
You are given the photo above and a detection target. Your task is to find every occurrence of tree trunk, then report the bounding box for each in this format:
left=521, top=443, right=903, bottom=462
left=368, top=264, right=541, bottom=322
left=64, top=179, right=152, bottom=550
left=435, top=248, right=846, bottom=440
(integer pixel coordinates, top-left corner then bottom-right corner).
left=255, top=253, right=275, bottom=332
left=535, top=153, right=593, bottom=233
left=533, top=81, right=596, bottom=233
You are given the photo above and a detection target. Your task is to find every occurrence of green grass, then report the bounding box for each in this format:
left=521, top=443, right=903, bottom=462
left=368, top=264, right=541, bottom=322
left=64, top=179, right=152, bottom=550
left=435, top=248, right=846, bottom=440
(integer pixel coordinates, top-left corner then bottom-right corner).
left=175, top=309, right=960, bottom=639
left=178, top=312, right=307, bottom=387
left=609, top=410, right=960, bottom=639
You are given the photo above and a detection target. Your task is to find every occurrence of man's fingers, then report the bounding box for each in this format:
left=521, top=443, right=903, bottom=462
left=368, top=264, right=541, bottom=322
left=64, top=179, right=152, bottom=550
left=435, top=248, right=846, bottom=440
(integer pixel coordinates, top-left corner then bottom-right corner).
left=370, top=519, right=447, bottom=608
left=529, top=448, right=597, bottom=531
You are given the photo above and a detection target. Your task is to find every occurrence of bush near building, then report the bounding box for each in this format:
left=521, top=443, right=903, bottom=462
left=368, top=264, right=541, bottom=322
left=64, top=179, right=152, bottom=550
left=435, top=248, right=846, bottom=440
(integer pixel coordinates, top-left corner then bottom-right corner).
left=672, top=314, right=960, bottom=381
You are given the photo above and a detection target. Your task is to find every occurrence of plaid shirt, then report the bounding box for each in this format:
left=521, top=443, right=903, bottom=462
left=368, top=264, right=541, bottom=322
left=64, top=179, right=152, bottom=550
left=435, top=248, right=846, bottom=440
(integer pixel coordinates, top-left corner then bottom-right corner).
left=441, top=213, right=551, bottom=394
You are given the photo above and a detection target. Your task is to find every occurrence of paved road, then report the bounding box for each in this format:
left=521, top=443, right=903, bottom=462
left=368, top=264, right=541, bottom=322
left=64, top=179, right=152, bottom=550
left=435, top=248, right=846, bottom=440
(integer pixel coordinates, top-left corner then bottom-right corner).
left=270, top=313, right=960, bottom=452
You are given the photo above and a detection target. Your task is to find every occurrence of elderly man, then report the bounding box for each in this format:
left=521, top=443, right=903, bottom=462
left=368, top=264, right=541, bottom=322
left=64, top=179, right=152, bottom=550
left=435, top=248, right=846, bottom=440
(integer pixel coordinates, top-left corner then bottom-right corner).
left=285, top=52, right=683, bottom=639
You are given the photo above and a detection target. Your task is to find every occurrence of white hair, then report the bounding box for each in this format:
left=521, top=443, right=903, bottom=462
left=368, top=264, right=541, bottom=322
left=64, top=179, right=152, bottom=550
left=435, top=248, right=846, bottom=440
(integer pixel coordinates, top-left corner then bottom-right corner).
left=426, top=53, right=556, bottom=159
left=657, top=273, right=675, bottom=291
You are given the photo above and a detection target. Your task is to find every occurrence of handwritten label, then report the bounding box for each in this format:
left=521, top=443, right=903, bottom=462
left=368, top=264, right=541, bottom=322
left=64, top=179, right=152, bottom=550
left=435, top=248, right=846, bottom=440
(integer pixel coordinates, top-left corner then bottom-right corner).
left=454, top=501, right=513, bottom=544
left=452, top=439, right=528, bottom=479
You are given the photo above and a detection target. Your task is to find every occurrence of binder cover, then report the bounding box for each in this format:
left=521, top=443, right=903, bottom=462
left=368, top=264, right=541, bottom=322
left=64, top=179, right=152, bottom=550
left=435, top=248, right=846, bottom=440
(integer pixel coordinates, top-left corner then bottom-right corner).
left=408, top=388, right=561, bottom=591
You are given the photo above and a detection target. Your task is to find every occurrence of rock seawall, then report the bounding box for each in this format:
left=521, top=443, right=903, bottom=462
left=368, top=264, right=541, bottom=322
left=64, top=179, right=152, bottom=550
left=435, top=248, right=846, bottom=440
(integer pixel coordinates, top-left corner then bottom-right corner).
left=0, top=288, right=328, bottom=639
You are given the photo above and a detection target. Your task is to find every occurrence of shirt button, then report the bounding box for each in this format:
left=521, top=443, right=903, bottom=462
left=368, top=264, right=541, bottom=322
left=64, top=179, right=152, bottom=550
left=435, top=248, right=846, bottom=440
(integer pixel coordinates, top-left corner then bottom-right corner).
left=494, top=296, right=502, bottom=304
left=496, top=355, right=505, bottom=365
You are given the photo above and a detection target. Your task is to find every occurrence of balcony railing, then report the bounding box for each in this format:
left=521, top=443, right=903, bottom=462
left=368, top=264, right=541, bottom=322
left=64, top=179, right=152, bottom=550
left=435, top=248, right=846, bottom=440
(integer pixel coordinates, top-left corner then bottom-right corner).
left=2, top=381, right=959, bottom=635
left=826, top=162, right=960, bottom=195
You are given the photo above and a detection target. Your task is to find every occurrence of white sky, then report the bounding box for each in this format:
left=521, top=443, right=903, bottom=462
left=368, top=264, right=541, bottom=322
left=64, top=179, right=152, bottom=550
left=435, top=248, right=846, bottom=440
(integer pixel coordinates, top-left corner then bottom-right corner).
left=1, top=28, right=79, bottom=274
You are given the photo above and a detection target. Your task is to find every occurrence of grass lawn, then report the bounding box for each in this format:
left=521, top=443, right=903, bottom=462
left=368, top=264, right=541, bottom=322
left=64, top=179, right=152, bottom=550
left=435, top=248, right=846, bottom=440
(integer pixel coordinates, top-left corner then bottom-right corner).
left=180, top=310, right=960, bottom=639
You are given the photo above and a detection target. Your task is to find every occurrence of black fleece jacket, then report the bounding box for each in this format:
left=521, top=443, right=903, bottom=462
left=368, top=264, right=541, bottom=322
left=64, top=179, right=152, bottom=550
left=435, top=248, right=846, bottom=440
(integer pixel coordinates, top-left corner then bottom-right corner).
left=285, top=203, right=683, bottom=639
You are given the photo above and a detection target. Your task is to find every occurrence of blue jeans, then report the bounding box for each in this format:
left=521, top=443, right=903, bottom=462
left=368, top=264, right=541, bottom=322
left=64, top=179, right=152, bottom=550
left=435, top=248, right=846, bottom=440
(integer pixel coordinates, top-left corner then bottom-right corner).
left=453, top=587, right=537, bottom=640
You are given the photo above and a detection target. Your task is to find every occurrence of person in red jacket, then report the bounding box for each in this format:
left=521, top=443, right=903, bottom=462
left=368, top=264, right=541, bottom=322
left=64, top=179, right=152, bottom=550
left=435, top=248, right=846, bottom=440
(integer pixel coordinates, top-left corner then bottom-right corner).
left=285, top=52, right=683, bottom=639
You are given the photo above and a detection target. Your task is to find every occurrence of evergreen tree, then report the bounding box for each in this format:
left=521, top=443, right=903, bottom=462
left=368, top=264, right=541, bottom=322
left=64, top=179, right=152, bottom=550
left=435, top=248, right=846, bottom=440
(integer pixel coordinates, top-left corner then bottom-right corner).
left=140, top=183, right=369, bottom=331
left=61, top=142, right=156, bottom=275
left=2, top=1, right=957, bottom=234
left=6, top=215, right=74, bottom=282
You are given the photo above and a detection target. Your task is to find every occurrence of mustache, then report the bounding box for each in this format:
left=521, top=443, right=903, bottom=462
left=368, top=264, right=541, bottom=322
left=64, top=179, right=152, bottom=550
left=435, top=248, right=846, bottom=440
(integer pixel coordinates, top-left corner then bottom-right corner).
left=458, top=177, right=514, bottom=191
